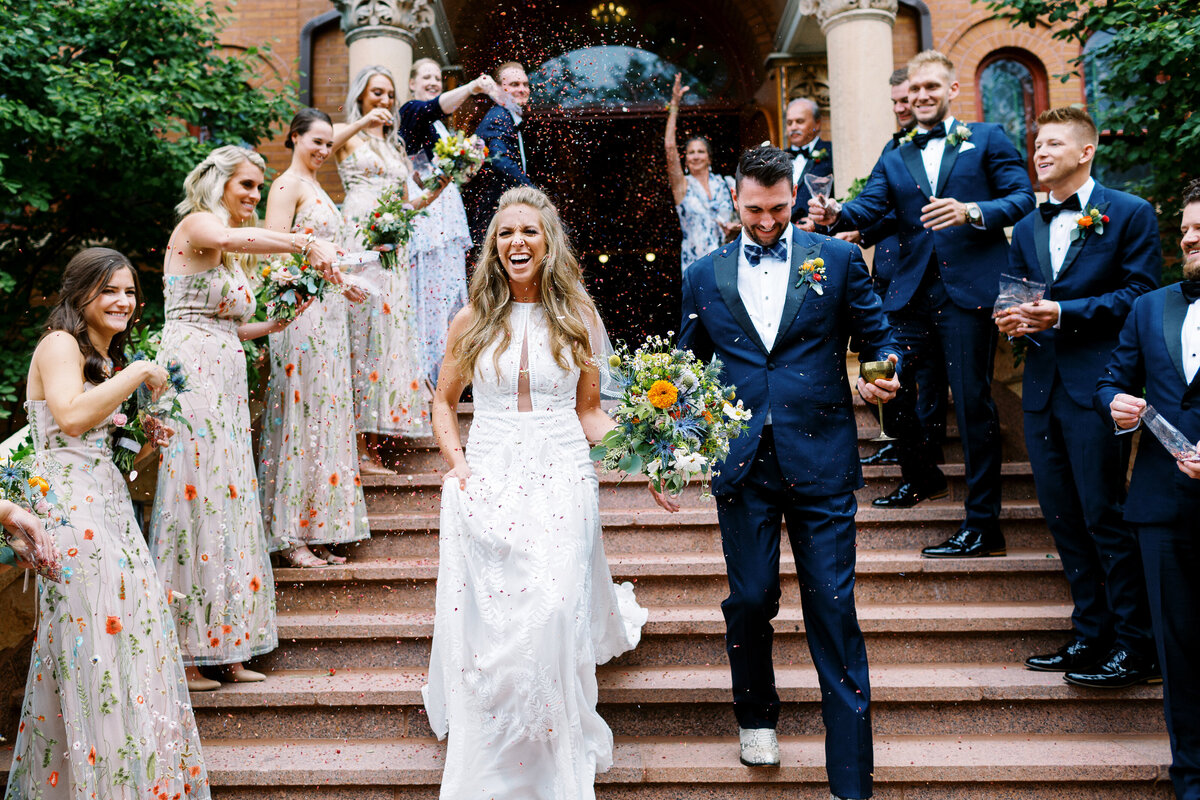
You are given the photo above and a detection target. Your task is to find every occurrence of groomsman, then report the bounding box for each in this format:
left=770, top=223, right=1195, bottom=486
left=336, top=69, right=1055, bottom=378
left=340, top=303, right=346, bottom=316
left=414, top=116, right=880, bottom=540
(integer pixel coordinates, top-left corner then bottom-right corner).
left=997, top=107, right=1160, bottom=685
left=810, top=50, right=1035, bottom=557
left=653, top=145, right=901, bottom=800
left=465, top=61, right=533, bottom=245
left=785, top=97, right=833, bottom=228
left=1097, top=180, right=1200, bottom=800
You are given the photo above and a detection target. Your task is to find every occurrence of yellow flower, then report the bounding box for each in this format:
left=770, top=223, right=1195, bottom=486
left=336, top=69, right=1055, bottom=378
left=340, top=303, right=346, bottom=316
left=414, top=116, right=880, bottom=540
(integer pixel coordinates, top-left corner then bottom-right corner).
left=813, top=257, right=824, bottom=268
left=608, top=354, right=622, bottom=369
left=647, top=380, right=679, bottom=409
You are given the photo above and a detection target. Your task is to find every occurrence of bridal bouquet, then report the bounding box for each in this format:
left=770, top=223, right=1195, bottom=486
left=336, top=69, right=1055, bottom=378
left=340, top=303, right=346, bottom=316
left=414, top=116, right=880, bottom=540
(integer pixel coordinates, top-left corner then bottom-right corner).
left=112, top=327, right=190, bottom=478
left=0, top=437, right=65, bottom=582
left=423, top=129, right=488, bottom=188
left=258, top=251, right=340, bottom=320
left=360, top=186, right=424, bottom=269
left=590, top=334, right=752, bottom=499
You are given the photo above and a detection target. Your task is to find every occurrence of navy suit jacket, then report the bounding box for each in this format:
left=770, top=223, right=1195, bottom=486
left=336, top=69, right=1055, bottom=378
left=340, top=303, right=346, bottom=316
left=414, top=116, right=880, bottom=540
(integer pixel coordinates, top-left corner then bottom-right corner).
left=789, top=138, right=833, bottom=224
left=1096, top=285, right=1200, bottom=524
left=679, top=229, right=901, bottom=497
left=1009, top=182, right=1160, bottom=411
left=466, top=103, right=533, bottom=221
left=837, top=121, right=1035, bottom=312
left=857, top=134, right=905, bottom=293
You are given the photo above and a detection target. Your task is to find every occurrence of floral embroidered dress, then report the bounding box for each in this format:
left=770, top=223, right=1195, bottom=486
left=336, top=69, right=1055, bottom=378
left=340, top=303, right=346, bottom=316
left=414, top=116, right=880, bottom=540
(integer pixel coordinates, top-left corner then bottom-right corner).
left=5, top=398, right=209, bottom=800
left=258, top=179, right=369, bottom=551
left=338, top=138, right=429, bottom=436
left=149, top=265, right=277, bottom=666
left=409, top=168, right=470, bottom=383
left=424, top=302, right=647, bottom=799
left=676, top=170, right=735, bottom=271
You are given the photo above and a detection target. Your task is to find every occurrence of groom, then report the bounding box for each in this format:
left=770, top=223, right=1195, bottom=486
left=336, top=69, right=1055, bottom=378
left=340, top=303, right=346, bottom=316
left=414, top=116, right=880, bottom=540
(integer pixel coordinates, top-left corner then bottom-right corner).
left=651, top=145, right=900, bottom=800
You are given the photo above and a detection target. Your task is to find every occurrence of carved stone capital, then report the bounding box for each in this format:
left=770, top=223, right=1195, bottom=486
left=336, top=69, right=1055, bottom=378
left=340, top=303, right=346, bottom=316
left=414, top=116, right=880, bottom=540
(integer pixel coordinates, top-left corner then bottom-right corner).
left=332, top=0, right=434, bottom=45
left=815, top=0, right=898, bottom=32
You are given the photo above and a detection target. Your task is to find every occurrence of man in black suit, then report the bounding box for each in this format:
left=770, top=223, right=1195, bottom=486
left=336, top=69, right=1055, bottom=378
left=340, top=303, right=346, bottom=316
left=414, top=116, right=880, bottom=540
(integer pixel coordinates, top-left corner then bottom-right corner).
left=1096, top=180, right=1200, bottom=800
left=998, top=107, right=1160, bottom=686
left=785, top=98, right=833, bottom=229
left=464, top=61, right=533, bottom=245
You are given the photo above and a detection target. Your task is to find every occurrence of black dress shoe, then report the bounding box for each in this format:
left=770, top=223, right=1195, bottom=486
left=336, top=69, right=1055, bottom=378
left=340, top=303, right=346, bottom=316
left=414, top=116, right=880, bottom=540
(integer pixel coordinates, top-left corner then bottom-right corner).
left=1025, top=638, right=1110, bottom=672
left=860, top=442, right=900, bottom=466
left=1064, top=648, right=1162, bottom=689
left=920, top=527, right=1006, bottom=558
left=871, top=480, right=948, bottom=508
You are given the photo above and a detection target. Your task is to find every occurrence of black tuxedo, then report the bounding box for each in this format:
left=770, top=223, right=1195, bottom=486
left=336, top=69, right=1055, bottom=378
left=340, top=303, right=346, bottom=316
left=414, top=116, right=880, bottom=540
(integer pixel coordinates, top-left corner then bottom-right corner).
left=463, top=102, right=533, bottom=245
left=1097, top=284, right=1200, bottom=800
left=788, top=138, right=833, bottom=224
left=680, top=228, right=899, bottom=799
left=1008, top=181, right=1160, bottom=655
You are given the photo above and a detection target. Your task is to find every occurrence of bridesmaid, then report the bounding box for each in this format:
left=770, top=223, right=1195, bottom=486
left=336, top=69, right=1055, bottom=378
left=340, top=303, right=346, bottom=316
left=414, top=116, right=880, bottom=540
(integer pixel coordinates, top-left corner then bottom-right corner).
left=400, top=58, right=494, bottom=384
left=8, top=248, right=209, bottom=799
left=333, top=65, right=445, bottom=473
left=258, top=108, right=370, bottom=567
left=148, top=145, right=339, bottom=691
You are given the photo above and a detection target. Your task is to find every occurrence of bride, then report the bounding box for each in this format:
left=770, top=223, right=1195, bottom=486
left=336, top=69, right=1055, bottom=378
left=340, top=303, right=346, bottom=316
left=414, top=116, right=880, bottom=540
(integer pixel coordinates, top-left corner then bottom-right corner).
left=424, top=186, right=647, bottom=799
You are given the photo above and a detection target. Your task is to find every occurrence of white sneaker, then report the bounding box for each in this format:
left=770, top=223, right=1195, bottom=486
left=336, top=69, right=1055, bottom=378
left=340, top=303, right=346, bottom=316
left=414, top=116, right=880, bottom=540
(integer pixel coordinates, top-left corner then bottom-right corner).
left=738, top=727, right=780, bottom=767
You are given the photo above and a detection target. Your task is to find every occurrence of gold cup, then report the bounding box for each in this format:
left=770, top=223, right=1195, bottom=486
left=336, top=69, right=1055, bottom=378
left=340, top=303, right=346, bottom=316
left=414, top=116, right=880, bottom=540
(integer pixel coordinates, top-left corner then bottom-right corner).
left=860, top=360, right=897, bottom=443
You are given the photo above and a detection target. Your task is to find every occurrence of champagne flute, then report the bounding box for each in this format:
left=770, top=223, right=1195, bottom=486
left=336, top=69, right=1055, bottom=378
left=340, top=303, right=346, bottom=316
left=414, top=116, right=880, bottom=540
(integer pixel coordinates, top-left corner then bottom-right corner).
left=860, top=360, right=896, bottom=443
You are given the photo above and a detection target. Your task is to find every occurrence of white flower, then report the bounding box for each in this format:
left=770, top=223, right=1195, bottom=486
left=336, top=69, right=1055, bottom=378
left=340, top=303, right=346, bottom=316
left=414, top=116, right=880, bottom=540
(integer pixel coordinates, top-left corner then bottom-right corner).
left=646, top=458, right=662, bottom=478
left=723, top=400, right=752, bottom=421
left=270, top=268, right=299, bottom=285
left=380, top=212, right=397, bottom=224
left=674, top=451, right=707, bottom=474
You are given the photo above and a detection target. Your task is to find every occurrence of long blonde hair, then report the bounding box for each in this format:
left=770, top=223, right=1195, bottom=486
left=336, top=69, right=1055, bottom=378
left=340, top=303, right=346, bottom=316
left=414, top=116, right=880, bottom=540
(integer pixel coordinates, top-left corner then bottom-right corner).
left=345, top=65, right=409, bottom=161
left=452, top=186, right=599, bottom=381
left=176, top=145, right=265, bottom=273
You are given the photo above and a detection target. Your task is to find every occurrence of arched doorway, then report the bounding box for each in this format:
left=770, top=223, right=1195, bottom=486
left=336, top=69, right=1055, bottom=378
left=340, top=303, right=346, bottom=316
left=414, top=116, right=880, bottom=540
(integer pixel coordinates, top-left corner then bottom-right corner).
left=447, top=0, right=767, bottom=345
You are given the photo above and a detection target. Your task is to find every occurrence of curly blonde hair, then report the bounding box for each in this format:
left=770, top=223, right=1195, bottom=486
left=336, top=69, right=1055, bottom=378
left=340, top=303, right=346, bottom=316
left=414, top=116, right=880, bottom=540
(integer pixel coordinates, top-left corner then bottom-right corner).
left=452, top=186, right=599, bottom=382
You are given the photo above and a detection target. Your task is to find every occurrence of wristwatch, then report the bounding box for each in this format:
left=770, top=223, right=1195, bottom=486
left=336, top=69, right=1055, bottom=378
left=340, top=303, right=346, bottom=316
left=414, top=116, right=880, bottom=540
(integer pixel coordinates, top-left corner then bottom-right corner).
left=965, top=203, right=982, bottom=225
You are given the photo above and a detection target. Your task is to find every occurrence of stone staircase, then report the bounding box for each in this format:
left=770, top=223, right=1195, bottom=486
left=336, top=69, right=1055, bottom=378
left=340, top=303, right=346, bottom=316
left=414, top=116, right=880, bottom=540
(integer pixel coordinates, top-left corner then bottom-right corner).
left=2, top=396, right=1174, bottom=798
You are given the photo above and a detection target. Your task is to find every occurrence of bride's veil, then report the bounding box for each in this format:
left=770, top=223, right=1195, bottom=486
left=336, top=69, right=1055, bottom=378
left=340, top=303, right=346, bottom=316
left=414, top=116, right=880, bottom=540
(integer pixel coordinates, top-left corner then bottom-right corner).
left=582, top=305, right=622, bottom=402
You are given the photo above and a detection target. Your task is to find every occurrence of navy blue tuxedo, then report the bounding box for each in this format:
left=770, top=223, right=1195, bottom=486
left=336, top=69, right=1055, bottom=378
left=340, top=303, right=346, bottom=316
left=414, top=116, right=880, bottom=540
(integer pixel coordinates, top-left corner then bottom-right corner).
left=463, top=103, right=533, bottom=244
left=789, top=137, right=833, bottom=224
left=1096, top=284, right=1200, bottom=799
left=834, top=120, right=1034, bottom=531
left=679, top=229, right=897, bottom=799
left=1007, top=181, right=1159, bottom=656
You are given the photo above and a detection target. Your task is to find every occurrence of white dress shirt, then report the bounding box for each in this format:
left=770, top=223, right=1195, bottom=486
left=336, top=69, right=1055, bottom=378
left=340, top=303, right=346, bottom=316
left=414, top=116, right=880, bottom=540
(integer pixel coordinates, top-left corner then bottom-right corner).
left=790, top=143, right=813, bottom=185
left=1048, top=178, right=1095, bottom=280
left=916, top=117, right=954, bottom=191
left=738, top=226, right=793, bottom=425
left=507, top=107, right=527, bottom=174
left=1185, top=299, right=1200, bottom=384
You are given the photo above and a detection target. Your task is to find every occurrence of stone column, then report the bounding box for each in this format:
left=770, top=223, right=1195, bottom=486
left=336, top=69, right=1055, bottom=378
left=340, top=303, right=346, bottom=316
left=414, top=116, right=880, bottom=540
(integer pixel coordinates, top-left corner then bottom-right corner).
left=332, top=0, right=434, bottom=103
left=817, top=0, right=898, bottom=194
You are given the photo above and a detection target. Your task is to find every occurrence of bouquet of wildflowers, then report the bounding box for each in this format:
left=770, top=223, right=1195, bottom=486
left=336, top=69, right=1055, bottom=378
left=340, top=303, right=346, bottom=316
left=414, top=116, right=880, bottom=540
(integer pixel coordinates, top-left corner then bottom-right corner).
left=423, top=129, right=488, bottom=189
left=112, top=327, right=190, bottom=478
left=0, top=436, right=64, bottom=582
left=257, top=251, right=341, bottom=320
left=360, top=186, right=425, bottom=269
left=590, top=334, right=752, bottom=498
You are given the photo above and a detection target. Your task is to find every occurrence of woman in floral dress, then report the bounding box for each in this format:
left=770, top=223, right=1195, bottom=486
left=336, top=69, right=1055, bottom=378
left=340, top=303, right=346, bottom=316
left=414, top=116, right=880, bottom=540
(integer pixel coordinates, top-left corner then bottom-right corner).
left=333, top=65, right=446, bottom=473
left=258, top=108, right=370, bottom=567
left=7, top=247, right=209, bottom=799
left=148, top=145, right=340, bottom=691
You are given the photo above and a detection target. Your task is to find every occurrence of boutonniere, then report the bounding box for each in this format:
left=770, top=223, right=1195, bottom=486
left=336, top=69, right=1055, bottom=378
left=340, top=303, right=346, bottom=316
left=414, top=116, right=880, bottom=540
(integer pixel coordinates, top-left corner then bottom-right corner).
left=796, top=257, right=826, bottom=295
left=900, top=128, right=917, bottom=145
left=810, top=147, right=829, bottom=163
left=1071, top=207, right=1110, bottom=242
left=947, top=124, right=972, bottom=148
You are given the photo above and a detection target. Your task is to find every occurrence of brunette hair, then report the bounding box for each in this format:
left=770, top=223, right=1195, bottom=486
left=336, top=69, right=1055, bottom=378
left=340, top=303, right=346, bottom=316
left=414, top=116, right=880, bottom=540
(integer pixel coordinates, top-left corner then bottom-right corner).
left=284, top=107, right=333, bottom=150
left=494, top=61, right=526, bottom=84
left=43, top=248, right=142, bottom=384
left=735, top=145, right=794, bottom=191
left=889, top=68, right=909, bottom=87
left=1185, top=178, right=1200, bottom=208
left=684, top=136, right=713, bottom=159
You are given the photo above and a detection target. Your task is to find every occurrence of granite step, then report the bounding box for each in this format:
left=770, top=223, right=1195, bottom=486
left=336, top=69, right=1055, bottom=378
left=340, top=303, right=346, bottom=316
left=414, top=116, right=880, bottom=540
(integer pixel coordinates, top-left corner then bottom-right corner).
left=354, top=500, right=1053, bottom=559
left=253, top=602, right=1075, bottom=671
left=187, top=663, right=1164, bottom=740
left=273, top=549, right=1070, bottom=612
left=2, top=734, right=1167, bottom=800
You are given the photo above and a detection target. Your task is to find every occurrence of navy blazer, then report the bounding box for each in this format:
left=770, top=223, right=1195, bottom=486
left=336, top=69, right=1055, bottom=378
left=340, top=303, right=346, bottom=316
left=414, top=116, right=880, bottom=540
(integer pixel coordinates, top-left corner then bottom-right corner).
left=467, top=103, right=533, bottom=218
left=1009, top=182, right=1160, bottom=411
left=1096, top=285, right=1200, bottom=524
left=679, top=228, right=901, bottom=497
left=790, top=138, right=834, bottom=224
left=837, top=121, right=1035, bottom=312
left=857, top=135, right=904, bottom=292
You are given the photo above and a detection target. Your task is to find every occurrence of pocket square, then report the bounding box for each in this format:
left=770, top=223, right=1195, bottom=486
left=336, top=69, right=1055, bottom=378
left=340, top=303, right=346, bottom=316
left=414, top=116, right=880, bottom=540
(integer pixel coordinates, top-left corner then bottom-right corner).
left=958, top=142, right=976, bottom=153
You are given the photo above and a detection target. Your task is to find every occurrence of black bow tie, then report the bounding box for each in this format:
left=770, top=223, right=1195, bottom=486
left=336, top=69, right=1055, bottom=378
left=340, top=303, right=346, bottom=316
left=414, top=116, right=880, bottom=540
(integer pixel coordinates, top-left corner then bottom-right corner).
left=910, top=126, right=946, bottom=150
left=789, top=145, right=812, bottom=160
left=1039, top=194, right=1082, bottom=222
left=1181, top=281, right=1200, bottom=303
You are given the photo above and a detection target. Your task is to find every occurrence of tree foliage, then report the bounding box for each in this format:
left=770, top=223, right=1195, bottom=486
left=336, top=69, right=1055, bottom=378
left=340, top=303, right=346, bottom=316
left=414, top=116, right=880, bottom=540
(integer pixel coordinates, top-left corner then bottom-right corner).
left=979, top=0, right=1200, bottom=221
left=0, top=0, right=293, bottom=423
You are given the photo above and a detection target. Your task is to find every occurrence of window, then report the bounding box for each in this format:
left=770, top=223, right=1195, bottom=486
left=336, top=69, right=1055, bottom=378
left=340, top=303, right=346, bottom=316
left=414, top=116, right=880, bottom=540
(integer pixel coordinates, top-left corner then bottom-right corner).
left=977, top=50, right=1048, bottom=183
left=1084, top=31, right=1151, bottom=191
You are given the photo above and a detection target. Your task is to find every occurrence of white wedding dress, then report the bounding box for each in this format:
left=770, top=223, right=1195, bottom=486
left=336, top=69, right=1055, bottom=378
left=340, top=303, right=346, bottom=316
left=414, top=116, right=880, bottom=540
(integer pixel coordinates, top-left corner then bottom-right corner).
left=424, top=301, right=647, bottom=800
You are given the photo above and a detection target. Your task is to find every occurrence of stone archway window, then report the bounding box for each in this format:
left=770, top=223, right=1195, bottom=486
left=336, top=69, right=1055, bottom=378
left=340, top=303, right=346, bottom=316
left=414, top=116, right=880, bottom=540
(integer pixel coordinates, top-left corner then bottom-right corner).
left=976, top=49, right=1048, bottom=183
left=529, top=46, right=720, bottom=110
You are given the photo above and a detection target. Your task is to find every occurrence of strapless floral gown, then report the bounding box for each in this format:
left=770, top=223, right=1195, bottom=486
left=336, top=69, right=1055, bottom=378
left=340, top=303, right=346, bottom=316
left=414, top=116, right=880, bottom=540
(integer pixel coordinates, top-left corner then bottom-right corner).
left=6, top=398, right=209, bottom=800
